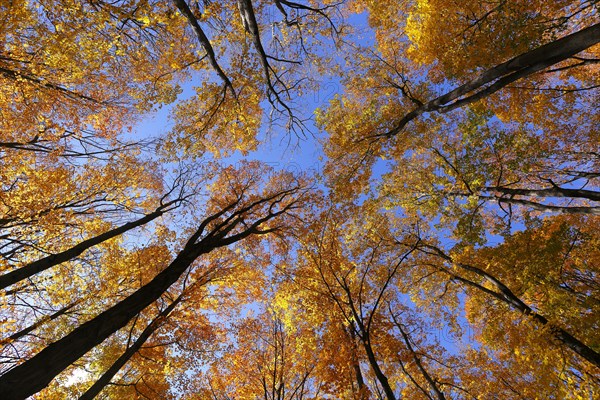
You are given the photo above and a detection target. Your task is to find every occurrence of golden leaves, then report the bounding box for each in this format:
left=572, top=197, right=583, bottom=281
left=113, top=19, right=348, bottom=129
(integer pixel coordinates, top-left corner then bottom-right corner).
left=1, top=1, right=599, bottom=398
left=166, top=81, right=262, bottom=158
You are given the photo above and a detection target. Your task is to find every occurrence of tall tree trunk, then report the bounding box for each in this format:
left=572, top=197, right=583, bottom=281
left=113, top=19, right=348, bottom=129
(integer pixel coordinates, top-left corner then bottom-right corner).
left=423, top=244, right=600, bottom=369
left=78, top=293, right=183, bottom=400
left=360, top=334, right=396, bottom=400
left=0, top=200, right=178, bottom=290
left=345, top=324, right=368, bottom=399
left=384, top=23, right=600, bottom=137
left=485, top=186, right=600, bottom=202
left=0, top=245, right=201, bottom=399
left=477, top=194, right=600, bottom=215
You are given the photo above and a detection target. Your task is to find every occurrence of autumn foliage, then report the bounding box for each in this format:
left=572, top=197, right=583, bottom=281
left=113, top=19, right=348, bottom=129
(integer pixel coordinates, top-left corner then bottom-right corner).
left=0, top=1, right=598, bottom=399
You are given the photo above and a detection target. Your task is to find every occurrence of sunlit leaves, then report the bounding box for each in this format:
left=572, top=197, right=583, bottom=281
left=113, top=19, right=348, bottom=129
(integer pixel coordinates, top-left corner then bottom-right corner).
left=1, top=0, right=599, bottom=398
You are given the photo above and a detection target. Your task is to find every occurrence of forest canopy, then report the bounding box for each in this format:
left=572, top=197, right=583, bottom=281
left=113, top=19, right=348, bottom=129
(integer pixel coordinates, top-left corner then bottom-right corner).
left=0, top=0, right=598, bottom=398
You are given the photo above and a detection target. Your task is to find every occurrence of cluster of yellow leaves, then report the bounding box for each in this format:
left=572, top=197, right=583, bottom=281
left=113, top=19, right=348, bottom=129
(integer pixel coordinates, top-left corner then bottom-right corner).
left=405, top=0, right=588, bottom=77
left=166, top=80, right=262, bottom=158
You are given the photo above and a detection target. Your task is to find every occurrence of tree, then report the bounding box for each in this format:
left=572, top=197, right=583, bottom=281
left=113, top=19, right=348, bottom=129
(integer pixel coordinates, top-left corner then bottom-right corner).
left=205, top=310, right=323, bottom=400
left=0, top=162, right=309, bottom=398
left=274, top=205, right=471, bottom=399
left=318, top=6, right=599, bottom=393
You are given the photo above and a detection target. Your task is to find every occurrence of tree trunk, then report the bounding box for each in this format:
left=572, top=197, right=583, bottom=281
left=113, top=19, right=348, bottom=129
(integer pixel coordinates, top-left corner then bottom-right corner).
left=424, top=244, right=600, bottom=369
left=361, top=337, right=396, bottom=400
left=485, top=186, right=600, bottom=202
left=0, top=246, right=202, bottom=399
left=384, top=23, right=600, bottom=137
left=345, top=324, right=368, bottom=399
left=0, top=203, right=175, bottom=290
left=78, top=294, right=183, bottom=400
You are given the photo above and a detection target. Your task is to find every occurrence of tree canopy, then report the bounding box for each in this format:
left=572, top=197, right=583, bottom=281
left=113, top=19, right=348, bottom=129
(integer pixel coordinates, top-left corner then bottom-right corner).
left=0, top=1, right=598, bottom=398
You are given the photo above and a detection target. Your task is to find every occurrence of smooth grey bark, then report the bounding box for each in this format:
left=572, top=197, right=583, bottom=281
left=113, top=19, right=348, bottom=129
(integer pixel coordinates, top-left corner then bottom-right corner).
left=422, top=244, right=600, bottom=369
left=78, top=293, right=183, bottom=400
left=383, top=23, right=600, bottom=137
left=0, top=200, right=179, bottom=290
left=478, top=194, right=600, bottom=215
left=345, top=325, right=368, bottom=399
